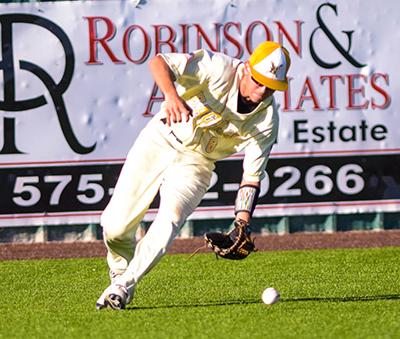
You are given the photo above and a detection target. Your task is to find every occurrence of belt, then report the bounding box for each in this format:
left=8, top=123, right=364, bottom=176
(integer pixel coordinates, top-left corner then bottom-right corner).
left=160, top=118, right=183, bottom=144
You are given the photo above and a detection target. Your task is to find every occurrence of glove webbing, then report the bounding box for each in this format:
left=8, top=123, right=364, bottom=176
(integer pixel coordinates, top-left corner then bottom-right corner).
left=222, top=220, right=249, bottom=254
left=221, top=220, right=256, bottom=256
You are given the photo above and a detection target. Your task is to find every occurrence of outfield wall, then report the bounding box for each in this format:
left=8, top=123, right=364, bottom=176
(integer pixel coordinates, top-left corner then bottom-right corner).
left=0, top=0, right=399, bottom=241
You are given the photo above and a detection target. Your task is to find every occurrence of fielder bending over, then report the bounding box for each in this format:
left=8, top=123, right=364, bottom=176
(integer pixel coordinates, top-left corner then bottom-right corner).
left=96, top=41, right=291, bottom=310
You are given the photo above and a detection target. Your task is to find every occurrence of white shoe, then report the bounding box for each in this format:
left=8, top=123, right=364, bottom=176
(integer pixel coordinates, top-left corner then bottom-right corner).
left=104, top=284, right=129, bottom=310
left=96, top=270, right=120, bottom=310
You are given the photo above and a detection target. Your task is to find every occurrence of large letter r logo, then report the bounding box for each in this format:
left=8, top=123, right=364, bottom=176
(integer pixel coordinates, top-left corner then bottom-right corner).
left=0, top=14, right=96, bottom=155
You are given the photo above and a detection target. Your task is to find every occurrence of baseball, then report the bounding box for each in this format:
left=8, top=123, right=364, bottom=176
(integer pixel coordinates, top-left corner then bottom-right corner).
left=261, top=287, right=280, bottom=305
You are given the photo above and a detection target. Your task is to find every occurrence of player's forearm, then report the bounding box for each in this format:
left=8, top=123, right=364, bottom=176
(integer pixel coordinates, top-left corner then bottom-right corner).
left=148, top=55, right=192, bottom=125
left=148, top=55, right=179, bottom=100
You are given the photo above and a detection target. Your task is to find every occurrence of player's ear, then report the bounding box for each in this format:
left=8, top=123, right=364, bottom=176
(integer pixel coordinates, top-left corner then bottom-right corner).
left=244, top=61, right=253, bottom=78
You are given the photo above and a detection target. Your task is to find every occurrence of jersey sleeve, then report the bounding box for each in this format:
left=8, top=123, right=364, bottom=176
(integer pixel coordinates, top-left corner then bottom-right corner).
left=242, top=140, right=274, bottom=182
left=242, top=103, right=279, bottom=182
left=160, top=50, right=211, bottom=89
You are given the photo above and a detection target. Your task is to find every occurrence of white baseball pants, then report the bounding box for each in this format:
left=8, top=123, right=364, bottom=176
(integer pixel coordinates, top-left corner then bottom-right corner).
left=100, top=118, right=215, bottom=293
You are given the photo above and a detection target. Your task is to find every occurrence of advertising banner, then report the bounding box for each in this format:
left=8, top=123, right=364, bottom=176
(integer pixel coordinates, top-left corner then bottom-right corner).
left=0, top=0, right=399, bottom=226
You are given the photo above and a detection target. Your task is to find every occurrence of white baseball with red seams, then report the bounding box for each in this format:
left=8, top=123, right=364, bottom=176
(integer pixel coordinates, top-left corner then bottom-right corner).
left=262, top=287, right=280, bottom=305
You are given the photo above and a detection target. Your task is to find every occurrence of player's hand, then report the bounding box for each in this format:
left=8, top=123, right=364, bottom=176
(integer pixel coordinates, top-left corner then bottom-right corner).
left=164, top=96, right=192, bottom=126
left=148, top=55, right=193, bottom=126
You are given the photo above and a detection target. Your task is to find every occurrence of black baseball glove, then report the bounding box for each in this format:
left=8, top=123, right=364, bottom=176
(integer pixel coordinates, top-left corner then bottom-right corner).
left=189, top=219, right=257, bottom=260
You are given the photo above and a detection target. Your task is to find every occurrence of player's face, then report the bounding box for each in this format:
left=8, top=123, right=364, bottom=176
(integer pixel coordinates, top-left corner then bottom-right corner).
left=240, top=61, right=275, bottom=104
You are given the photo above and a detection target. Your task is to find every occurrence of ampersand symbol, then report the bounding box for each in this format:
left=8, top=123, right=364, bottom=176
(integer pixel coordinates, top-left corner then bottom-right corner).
left=309, top=2, right=366, bottom=69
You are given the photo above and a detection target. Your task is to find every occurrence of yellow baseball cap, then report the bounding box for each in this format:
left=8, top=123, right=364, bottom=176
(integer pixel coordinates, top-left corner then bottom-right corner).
left=249, top=41, right=291, bottom=91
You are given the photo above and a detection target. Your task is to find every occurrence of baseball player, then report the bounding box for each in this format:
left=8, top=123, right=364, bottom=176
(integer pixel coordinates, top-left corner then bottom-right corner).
left=96, top=41, right=291, bottom=309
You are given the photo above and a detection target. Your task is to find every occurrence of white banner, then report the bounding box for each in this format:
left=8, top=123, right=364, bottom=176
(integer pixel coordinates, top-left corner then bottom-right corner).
left=0, top=0, right=399, bottom=226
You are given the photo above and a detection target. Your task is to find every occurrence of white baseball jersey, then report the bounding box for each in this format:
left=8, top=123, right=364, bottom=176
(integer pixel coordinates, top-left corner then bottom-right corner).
left=156, top=49, right=279, bottom=182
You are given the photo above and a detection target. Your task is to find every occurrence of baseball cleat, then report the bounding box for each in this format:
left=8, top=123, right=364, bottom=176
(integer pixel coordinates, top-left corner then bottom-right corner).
left=104, top=285, right=128, bottom=310
left=96, top=270, right=120, bottom=310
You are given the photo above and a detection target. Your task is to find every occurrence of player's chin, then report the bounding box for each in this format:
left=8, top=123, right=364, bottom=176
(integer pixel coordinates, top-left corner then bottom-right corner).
left=249, top=94, right=265, bottom=104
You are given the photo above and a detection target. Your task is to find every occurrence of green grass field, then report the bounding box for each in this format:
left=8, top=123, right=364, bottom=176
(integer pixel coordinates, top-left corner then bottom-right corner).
left=1, top=246, right=399, bottom=339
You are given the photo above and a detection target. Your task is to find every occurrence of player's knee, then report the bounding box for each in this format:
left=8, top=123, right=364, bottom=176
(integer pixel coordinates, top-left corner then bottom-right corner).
left=103, top=224, right=129, bottom=242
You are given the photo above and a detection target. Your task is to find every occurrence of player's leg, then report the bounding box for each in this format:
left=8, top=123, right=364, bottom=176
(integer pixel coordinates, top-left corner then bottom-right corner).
left=109, top=153, right=215, bottom=305
left=97, top=132, right=173, bottom=309
left=101, top=122, right=176, bottom=275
